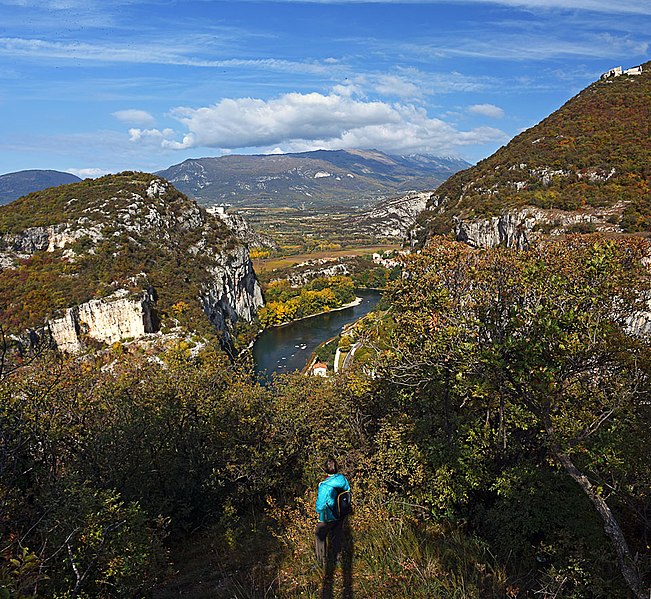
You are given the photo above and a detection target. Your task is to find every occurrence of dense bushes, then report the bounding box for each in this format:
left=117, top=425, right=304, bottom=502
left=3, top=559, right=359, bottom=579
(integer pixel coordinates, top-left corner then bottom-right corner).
left=0, top=346, right=286, bottom=597
left=372, top=235, right=651, bottom=597
left=1, top=235, right=649, bottom=598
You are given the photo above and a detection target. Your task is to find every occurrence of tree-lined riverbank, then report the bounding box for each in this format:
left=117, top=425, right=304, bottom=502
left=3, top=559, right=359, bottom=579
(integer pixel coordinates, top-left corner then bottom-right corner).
left=253, top=289, right=380, bottom=382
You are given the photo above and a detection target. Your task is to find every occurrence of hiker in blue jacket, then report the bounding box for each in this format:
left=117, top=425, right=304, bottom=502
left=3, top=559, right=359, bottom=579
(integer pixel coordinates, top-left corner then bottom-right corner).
left=315, top=456, right=351, bottom=565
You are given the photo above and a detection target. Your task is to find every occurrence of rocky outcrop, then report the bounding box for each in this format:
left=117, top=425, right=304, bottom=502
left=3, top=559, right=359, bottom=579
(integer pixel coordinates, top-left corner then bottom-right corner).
left=200, top=245, right=264, bottom=332
left=0, top=173, right=265, bottom=352
left=0, top=223, right=104, bottom=267
left=282, top=261, right=351, bottom=287
left=207, top=206, right=278, bottom=250
left=49, top=289, right=157, bottom=353
left=454, top=211, right=535, bottom=249
left=345, top=191, right=433, bottom=239
left=452, top=204, right=623, bottom=249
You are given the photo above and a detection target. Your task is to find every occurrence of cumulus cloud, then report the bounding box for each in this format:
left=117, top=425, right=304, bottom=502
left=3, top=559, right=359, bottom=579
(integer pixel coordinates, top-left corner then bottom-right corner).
left=128, top=127, right=177, bottom=144
left=66, top=167, right=109, bottom=178
left=130, top=91, right=508, bottom=156
left=468, top=103, right=505, bottom=118
left=373, top=75, right=422, bottom=100
left=112, top=109, right=155, bottom=126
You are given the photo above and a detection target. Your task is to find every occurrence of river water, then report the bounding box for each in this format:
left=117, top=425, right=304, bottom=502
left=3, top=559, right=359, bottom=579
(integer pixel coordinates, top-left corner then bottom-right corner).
left=253, top=289, right=381, bottom=383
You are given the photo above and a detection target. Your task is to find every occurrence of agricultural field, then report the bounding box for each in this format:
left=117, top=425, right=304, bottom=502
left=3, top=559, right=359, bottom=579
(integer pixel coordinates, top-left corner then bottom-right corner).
left=237, top=205, right=402, bottom=261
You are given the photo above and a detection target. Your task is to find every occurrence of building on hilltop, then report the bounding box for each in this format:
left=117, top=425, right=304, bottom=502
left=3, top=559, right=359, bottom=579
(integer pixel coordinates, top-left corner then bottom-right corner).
left=624, top=65, right=643, bottom=76
left=601, top=65, right=643, bottom=80
left=601, top=66, right=622, bottom=79
left=206, top=203, right=231, bottom=216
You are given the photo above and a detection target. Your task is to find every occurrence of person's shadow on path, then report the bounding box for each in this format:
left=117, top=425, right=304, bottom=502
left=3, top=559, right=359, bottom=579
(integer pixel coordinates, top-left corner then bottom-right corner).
left=321, top=519, right=353, bottom=599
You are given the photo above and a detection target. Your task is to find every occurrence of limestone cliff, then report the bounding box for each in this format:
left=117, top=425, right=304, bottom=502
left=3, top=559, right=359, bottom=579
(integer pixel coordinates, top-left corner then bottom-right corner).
left=452, top=204, right=622, bottom=249
left=344, top=191, right=432, bottom=240
left=49, top=290, right=157, bottom=353
left=200, top=244, right=264, bottom=332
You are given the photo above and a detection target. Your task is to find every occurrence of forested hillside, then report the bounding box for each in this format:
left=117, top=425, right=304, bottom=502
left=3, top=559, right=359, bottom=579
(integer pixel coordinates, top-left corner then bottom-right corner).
left=0, top=170, right=81, bottom=206
left=416, top=62, right=651, bottom=242
left=0, top=172, right=262, bottom=349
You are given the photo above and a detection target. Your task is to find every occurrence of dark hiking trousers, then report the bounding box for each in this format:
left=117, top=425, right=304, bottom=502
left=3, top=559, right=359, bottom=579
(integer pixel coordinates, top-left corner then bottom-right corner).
left=315, top=518, right=344, bottom=564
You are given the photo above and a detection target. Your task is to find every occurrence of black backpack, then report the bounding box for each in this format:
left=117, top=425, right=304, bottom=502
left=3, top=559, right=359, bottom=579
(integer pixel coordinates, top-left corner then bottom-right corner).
left=336, top=490, right=353, bottom=518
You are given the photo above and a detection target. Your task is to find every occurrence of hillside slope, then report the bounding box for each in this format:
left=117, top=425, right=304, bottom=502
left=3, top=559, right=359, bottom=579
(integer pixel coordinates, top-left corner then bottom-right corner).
left=417, top=62, right=650, bottom=247
left=0, top=172, right=262, bottom=350
left=157, top=149, right=469, bottom=208
left=343, top=190, right=434, bottom=239
left=0, top=169, right=81, bottom=205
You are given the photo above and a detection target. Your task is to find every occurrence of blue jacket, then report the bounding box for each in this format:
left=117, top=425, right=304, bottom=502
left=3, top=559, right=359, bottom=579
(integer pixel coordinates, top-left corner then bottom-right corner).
left=316, top=473, right=351, bottom=522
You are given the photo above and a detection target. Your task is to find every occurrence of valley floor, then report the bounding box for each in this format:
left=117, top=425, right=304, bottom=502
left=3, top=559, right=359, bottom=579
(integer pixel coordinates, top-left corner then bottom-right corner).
left=252, top=244, right=400, bottom=274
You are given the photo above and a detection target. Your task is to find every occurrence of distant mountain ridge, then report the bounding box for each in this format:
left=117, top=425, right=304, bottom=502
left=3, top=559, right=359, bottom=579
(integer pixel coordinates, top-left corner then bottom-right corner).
left=157, top=149, right=470, bottom=208
left=416, top=61, right=651, bottom=247
left=0, top=169, right=81, bottom=205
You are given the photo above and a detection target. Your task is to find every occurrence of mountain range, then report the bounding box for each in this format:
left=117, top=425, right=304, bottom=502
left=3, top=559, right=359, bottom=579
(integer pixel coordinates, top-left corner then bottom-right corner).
left=0, top=170, right=82, bottom=205
left=416, top=61, right=650, bottom=248
left=156, top=149, right=470, bottom=208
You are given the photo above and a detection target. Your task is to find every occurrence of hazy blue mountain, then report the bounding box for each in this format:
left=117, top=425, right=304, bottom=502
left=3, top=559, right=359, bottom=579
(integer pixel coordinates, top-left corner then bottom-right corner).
left=157, top=149, right=470, bottom=208
left=0, top=170, right=82, bottom=205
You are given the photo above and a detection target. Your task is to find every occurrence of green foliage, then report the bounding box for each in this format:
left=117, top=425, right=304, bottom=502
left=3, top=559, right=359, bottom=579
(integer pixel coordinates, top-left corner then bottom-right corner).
left=258, top=275, right=357, bottom=327
left=0, top=346, right=291, bottom=597
left=372, top=235, right=651, bottom=596
left=2, top=231, right=649, bottom=598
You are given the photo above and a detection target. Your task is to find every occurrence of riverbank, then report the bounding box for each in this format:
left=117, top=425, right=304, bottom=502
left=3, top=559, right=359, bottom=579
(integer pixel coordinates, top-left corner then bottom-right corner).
left=253, top=290, right=381, bottom=382
left=267, top=296, right=363, bottom=330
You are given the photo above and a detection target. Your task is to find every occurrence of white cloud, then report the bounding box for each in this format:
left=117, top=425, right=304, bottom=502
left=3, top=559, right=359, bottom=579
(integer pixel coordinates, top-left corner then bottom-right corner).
left=66, top=167, right=109, bottom=178
left=4, top=0, right=651, bottom=12
left=112, top=109, right=155, bottom=126
left=230, top=0, right=651, bottom=15
left=128, top=127, right=176, bottom=144
left=0, top=37, right=337, bottom=75
left=132, top=90, right=509, bottom=156
left=373, top=75, right=422, bottom=99
left=332, top=82, right=365, bottom=97
left=469, top=103, right=505, bottom=118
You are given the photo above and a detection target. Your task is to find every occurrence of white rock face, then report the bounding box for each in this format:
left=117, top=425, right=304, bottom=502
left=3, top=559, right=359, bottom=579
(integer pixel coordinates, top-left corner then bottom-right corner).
left=453, top=205, right=623, bottom=249
left=0, top=224, right=104, bottom=267
left=49, top=290, right=157, bottom=353
left=200, top=244, right=264, bottom=333
left=346, top=191, right=433, bottom=239
left=454, top=211, right=538, bottom=249
left=283, top=262, right=351, bottom=287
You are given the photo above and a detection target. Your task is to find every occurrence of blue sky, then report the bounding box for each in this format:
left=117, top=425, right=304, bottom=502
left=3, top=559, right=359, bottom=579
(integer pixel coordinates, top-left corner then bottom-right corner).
left=1, top=0, right=649, bottom=177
